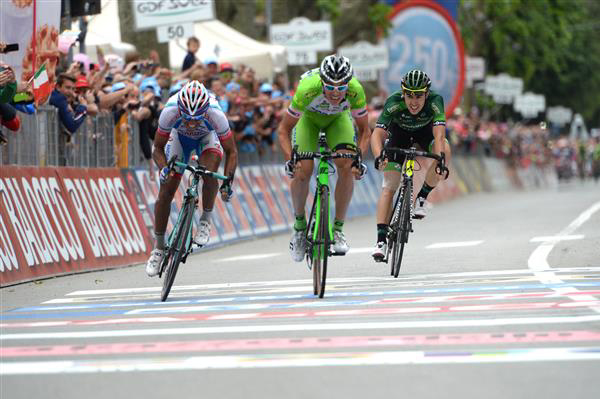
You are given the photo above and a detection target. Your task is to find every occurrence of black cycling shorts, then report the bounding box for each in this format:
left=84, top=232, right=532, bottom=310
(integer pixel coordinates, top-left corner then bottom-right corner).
left=385, top=122, right=434, bottom=164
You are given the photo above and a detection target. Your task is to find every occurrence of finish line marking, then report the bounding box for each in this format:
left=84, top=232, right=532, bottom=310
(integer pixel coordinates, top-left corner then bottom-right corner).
left=2, top=347, right=600, bottom=374
left=426, top=241, right=483, bottom=249
left=4, top=300, right=600, bottom=329
left=3, top=331, right=599, bottom=357
left=3, top=314, right=600, bottom=341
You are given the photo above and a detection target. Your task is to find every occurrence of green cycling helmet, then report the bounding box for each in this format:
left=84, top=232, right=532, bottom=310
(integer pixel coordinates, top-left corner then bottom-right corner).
left=401, top=69, right=431, bottom=92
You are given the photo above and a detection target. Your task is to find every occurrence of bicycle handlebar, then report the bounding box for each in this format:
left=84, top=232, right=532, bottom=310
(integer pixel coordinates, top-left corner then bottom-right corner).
left=382, top=147, right=449, bottom=179
left=167, top=156, right=229, bottom=181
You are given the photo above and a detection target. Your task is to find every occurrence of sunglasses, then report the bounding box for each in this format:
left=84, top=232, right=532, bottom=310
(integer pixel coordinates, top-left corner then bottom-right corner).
left=324, top=84, right=348, bottom=92
left=182, top=113, right=205, bottom=121
left=403, top=90, right=426, bottom=99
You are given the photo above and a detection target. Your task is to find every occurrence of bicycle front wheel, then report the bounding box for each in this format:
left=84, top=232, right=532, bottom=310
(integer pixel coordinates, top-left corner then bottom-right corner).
left=387, top=187, right=403, bottom=276
left=392, top=179, right=412, bottom=278
left=161, top=200, right=194, bottom=302
left=312, top=185, right=330, bottom=298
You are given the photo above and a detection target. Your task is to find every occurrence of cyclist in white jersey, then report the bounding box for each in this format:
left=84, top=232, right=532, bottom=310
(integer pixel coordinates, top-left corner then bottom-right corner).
left=146, top=80, right=237, bottom=277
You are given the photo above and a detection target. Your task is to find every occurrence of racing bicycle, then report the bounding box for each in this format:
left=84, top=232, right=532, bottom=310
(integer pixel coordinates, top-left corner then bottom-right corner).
left=381, top=145, right=448, bottom=278
left=292, top=132, right=362, bottom=298
left=158, top=155, right=229, bottom=301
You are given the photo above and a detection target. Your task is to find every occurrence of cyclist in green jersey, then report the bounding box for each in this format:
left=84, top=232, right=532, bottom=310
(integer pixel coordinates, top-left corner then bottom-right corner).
left=277, top=55, right=370, bottom=262
left=370, top=69, right=450, bottom=261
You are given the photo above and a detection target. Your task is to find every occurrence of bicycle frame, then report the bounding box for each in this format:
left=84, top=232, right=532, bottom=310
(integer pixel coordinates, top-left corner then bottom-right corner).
left=166, top=169, right=201, bottom=260
left=158, top=157, right=228, bottom=301
left=294, top=131, right=359, bottom=297
left=385, top=157, right=414, bottom=264
left=311, top=135, right=334, bottom=258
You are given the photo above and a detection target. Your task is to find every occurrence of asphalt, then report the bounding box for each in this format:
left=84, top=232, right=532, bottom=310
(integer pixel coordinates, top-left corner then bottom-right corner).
left=1, top=180, right=599, bottom=399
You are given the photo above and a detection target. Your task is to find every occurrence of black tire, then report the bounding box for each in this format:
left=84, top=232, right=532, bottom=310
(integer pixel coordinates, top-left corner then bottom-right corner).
left=392, top=179, right=412, bottom=278
left=387, top=189, right=403, bottom=276
left=161, top=201, right=194, bottom=302
left=312, top=185, right=330, bottom=298
left=305, top=191, right=319, bottom=294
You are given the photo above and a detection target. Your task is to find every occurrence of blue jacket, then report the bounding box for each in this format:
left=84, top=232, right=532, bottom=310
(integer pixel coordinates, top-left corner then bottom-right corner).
left=49, top=89, right=87, bottom=134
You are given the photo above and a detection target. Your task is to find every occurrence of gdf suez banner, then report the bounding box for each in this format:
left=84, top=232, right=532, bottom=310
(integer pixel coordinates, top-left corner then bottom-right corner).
left=0, top=167, right=152, bottom=286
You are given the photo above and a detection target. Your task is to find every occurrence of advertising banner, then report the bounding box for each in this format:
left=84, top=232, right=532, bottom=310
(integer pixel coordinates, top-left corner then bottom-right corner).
left=133, top=0, right=214, bottom=30
left=0, top=167, right=152, bottom=286
left=241, top=166, right=288, bottom=233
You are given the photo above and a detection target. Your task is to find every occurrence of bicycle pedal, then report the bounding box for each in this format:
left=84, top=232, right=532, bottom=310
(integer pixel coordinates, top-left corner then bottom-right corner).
left=331, top=251, right=346, bottom=256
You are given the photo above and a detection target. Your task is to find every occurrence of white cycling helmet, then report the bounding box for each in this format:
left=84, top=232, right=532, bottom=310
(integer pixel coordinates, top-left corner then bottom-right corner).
left=319, top=54, right=354, bottom=85
left=177, top=80, right=210, bottom=118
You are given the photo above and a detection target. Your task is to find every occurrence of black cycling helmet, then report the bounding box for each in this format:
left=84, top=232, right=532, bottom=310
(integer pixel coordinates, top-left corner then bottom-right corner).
left=319, top=54, right=354, bottom=85
left=401, top=69, right=431, bottom=91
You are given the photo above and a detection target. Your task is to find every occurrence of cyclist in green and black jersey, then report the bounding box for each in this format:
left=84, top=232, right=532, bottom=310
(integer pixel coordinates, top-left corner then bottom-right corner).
left=370, top=69, right=451, bottom=261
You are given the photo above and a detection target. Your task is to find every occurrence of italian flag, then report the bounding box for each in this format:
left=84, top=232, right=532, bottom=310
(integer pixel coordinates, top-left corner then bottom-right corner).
left=33, top=63, right=53, bottom=105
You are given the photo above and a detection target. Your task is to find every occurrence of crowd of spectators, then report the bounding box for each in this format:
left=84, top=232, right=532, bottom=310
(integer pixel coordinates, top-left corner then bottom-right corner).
left=444, top=110, right=600, bottom=182
left=3, top=36, right=600, bottom=182
left=1, top=35, right=294, bottom=169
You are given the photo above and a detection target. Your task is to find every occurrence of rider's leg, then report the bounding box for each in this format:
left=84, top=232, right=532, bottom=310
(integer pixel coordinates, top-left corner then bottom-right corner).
left=328, top=113, right=357, bottom=253
left=289, top=117, right=318, bottom=261
left=196, top=135, right=224, bottom=246
left=419, top=137, right=452, bottom=199
left=154, top=132, right=187, bottom=248
left=372, top=167, right=402, bottom=260
left=147, top=132, right=186, bottom=276
left=291, top=159, right=314, bottom=223
left=290, top=115, right=318, bottom=229
left=376, top=168, right=402, bottom=237
left=154, top=174, right=183, bottom=248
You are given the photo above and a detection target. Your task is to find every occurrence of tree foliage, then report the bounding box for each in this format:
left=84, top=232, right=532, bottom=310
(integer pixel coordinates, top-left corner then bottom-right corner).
left=459, top=0, right=600, bottom=126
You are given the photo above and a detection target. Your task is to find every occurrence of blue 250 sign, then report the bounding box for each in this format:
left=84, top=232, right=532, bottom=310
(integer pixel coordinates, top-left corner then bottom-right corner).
left=384, top=0, right=465, bottom=117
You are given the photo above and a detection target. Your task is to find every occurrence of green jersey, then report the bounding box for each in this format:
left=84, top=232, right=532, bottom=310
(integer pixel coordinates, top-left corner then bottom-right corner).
left=376, top=90, right=446, bottom=132
left=288, top=68, right=368, bottom=122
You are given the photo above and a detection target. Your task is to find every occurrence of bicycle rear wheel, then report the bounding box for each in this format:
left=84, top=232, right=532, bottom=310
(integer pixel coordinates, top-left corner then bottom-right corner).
left=161, top=200, right=194, bottom=302
left=312, top=185, right=330, bottom=298
left=392, top=179, right=412, bottom=278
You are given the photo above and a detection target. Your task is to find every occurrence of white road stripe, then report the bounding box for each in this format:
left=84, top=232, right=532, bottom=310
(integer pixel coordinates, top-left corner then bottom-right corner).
left=3, top=315, right=600, bottom=341
left=528, top=200, right=600, bottom=312
left=426, top=241, right=483, bottom=249
left=530, top=235, right=585, bottom=242
left=2, top=347, right=599, bottom=374
left=213, top=253, right=282, bottom=263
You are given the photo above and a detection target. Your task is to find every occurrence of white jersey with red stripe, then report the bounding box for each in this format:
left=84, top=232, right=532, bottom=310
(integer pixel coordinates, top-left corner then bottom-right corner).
left=157, top=93, right=232, bottom=141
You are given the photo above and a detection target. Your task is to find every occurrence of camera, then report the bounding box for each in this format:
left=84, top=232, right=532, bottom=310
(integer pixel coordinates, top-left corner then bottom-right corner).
left=0, top=43, right=19, bottom=54
left=127, top=101, right=141, bottom=110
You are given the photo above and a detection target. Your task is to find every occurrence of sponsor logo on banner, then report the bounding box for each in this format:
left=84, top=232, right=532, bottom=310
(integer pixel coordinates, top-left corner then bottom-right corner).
left=211, top=194, right=238, bottom=243
left=234, top=168, right=270, bottom=235
left=0, top=170, right=85, bottom=273
left=223, top=195, right=253, bottom=239
left=261, top=165, right=294, bottom=226
left=62, top=176, right=148, bottom=259
left=121, top=169, right=154, bottom=238
left=0, top=167, right=152, bottom=286
left=241, top=166, right=287, bottom=232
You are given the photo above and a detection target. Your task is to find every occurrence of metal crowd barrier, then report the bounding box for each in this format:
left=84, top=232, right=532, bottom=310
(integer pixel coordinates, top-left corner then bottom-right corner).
left=1, top=106, right=116, bottom=167
left=1, top=107, right=315, bottom=169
